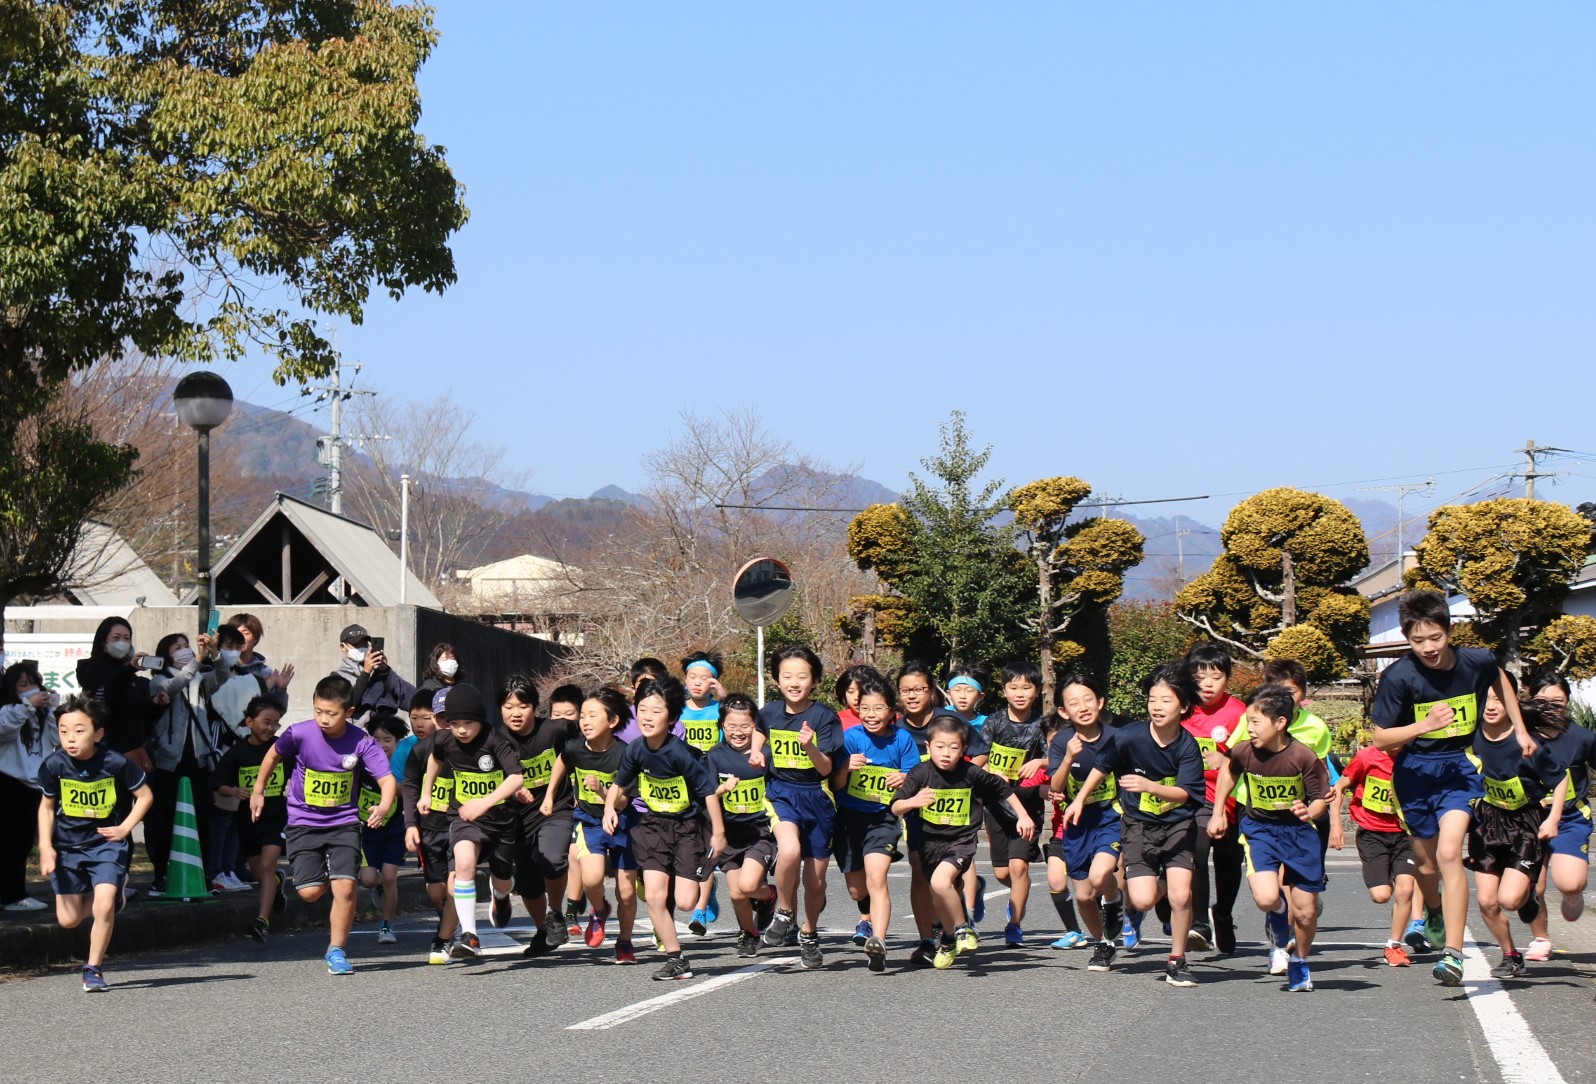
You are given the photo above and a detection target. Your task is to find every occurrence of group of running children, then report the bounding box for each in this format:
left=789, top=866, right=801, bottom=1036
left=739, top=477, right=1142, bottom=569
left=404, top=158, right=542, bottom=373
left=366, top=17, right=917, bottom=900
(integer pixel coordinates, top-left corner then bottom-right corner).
left=35, top=588, right=1596, bottom=993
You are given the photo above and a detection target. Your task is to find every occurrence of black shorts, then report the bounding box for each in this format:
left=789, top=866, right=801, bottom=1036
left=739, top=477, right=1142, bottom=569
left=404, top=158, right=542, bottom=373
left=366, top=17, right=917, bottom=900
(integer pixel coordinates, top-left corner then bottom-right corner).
left=513, top=810, right=574, bottom=897
left=833, top=809, right=903, bottom=874
left=919, top=835, right=980, bottom=875
left=631, top=815, right=712, bottom=880
left=236, top=804, right=287, bottom=859
left=1121, top=818, right=1198, bottom=880
left=1356, top=827, right=1415, bottom=889
left=450, top=817, right=517, bottom=881
left=984, top=809, right=1041, bottom=865
left=286, top=823, right=361, bottom=889
left=717, top=822, right=777, bottom=875
left=417, top=822, right=453, bottom=885
left=1466, top=802, right=1548, bottom=881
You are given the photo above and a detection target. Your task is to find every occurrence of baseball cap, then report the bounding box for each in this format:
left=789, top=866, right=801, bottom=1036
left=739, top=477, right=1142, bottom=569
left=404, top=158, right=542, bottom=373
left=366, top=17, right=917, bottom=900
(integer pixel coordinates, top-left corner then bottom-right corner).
left=339, top=623, right=369, bottom=646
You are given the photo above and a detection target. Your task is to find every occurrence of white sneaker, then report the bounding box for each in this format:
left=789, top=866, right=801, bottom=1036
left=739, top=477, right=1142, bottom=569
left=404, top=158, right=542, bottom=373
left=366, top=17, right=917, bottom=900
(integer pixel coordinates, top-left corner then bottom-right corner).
left=1269, top=947, right=1290, bottom=975
left=1524, top=937, right=1553, bottom=962
left=3, top=896, right=46, bottom=912
left=211, top=873, right=248, bottom=893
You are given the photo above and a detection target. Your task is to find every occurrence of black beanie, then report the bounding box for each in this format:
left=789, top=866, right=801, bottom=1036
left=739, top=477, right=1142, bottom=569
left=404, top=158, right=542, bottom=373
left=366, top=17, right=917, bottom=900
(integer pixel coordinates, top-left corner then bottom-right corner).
left=444, top=683, right=487, bottom=723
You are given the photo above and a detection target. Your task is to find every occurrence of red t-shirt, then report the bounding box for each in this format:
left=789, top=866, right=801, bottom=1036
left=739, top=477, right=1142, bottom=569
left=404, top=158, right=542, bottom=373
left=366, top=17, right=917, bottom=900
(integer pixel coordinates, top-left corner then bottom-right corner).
left=838, top=708, right=862, bottom=731
left=1341, top=746, right=1402, bottom=833
left=1183, top=694, right=1247, bottom=806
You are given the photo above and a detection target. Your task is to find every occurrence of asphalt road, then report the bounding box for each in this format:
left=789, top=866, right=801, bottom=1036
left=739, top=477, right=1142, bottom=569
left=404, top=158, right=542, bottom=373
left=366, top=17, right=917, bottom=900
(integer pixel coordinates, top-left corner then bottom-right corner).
left=5, top=850, right=1596, bottom=1084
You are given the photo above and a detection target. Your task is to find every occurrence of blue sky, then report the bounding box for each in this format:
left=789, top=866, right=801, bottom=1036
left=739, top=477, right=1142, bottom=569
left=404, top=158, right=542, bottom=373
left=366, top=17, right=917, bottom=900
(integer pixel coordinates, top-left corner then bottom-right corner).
left=241, top=2, right=1596, bottom=526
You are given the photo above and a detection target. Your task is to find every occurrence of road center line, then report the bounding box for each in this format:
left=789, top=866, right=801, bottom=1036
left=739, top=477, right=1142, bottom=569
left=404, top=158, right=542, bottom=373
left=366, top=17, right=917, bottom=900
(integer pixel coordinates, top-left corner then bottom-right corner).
left=566, top=957, right=794, bottom=1030
left=1459, top=927, right=1567, bottom=1084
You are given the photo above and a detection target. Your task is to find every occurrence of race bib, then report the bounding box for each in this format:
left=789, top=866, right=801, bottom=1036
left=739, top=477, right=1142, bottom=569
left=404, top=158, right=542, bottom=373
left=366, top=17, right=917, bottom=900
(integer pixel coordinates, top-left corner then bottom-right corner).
left=770, top=730, right=810, bottom=771
left=721, top=775, right=767, bottom=816
left=429, top=776, right=453, bottom=813
left=454, top=769, right=505, bottom=805
left=641, top=773, right=691, bottom=814
left=1138, top=776, right=1180, bottom=817
left=358, top=786, right=396, bottom=825
left=683, top=720, right=720, bottom=752
left=303, top=769, right=353, bottom=808
left=578, top=769, right=615, bottom=809
left=920, top=787, right=972, bottom=827
left=239, top=763, right=285, bottom=798
left=520, top=749, right=556, bottom=791
left=1246, top=773, right=1306, bottom=813
left=1484, top=775, right=1529, bottom=811
left=846, top=764, right=899, bottom=806
left=1415, top=693, right=1478, bottom=741
left=986, top=743, right=1024, bottom=781
left=1545, top=770, right=1577, bottom=807
left=1066, top=771, right=1118, bottom=806
left=1194, top=735, right=1220, bottom=763
left=60, top=777, right=115, bottom=819
left=1362, top=774, right=1395, bottom=815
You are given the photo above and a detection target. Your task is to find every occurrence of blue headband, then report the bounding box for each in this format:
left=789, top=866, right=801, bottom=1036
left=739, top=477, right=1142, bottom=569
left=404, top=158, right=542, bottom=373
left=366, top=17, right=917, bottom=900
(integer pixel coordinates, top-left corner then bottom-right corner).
left=685, top=660, right=718, bottom=677
left=947, top=676, right=982, bottom=693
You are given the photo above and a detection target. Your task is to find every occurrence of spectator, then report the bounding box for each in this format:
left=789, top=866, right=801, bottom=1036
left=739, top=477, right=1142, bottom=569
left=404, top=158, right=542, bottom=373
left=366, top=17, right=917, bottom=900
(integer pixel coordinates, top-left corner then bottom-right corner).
left=416, top=642, right=464, bottom=699
left=0, top=661, right=59, bottom=910
left=145, top=631, right=224, bottom=896
left=201, top=625, right=277, bottom=890
left=335, top=623, right=416, bottom=726
left=74, top=617, right=158, bottom=774
left=227, top=612, right=294, bottom=707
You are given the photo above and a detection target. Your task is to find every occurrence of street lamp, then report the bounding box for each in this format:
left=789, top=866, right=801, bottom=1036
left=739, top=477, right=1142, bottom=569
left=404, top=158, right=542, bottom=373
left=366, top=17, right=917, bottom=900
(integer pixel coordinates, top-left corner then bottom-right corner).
left=173, top=371, right=234, bottom=636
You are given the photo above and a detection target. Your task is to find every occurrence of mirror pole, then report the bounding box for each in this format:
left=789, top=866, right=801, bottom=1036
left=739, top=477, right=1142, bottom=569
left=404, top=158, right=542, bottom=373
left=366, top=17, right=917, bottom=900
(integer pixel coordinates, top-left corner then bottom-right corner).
left=756, top=625, right=766, bottom=709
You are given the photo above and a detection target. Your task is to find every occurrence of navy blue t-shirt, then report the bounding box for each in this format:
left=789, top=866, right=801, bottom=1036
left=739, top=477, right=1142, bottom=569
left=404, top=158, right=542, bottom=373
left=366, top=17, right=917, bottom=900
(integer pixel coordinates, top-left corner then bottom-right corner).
left=1370, top=646, right=1500, bottom=756
left=703, top=742, right=771, bottom=829
left=757, top=700, right=845, bottom=786
left=38, top=746, right=146, bottom=850
left=615, top=734, right=717, bottom=821
left=1473, top=728, right=1564, bottom=813
left=1098, top=721, right=1204, bottom=825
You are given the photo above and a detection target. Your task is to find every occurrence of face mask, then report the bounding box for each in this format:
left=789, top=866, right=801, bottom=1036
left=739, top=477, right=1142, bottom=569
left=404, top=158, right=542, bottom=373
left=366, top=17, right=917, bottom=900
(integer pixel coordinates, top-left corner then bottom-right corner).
left=346, top=646, right=367, bottom=664
left=171, top=647, right=196, bottom=668
left=105, top=640, right=133, bottom=660
left=438, top=658, right=459, bottom=678
left=219, top=649, right=241, bottom=668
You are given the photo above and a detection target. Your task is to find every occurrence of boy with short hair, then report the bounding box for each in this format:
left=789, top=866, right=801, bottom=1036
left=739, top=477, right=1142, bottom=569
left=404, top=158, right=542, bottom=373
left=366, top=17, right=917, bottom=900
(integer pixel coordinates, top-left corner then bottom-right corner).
left=893, top=716, right=1035, bottom=969
left=547, top=682, right=591, bottom=936
left=250, top=674, right=395, bottom=975
left=211, top=695, right=287, bottom=943
left=1330, top=741, right=1419, bottom=967
left=400, top=688, right=457, bottom=964
left=359, top=715, right=409, bottom=944
left=37, top=695, right=154, bottom=991
left=1180, top=642, right=1247, bottom=954
left=1209, top=684, right=1330, bottom=992
left=1371, top=590, right=1532, bottom=987
left=981, top=661, right=1051, bottom=947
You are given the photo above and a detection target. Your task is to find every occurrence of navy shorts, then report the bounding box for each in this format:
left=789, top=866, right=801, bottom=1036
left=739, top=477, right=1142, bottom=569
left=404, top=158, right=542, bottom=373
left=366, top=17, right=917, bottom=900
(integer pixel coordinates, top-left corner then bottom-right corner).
left=1547, top=802, right=1593, bottom=861
left=574, top=813, right=637, bottom=872
left=1392, top=750, right=1482, bottom=839
left=768, top=780, right=835, bottom=860
left=832, top=808, right=902, bottom=874
left=1241, top=816, right=1326, bottom=893
left=1060, top=807, right=1122, bottom=879
left=51, top=839, right=130, bottom=897
left=361, top=821, right=407, bottom=869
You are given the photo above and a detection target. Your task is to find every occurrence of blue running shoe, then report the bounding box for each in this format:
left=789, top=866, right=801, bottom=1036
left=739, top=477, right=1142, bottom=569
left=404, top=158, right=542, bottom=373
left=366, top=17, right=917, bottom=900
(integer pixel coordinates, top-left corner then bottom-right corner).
left=973, top=877, right=987, bottom=924
left=705, top=881, right=720, bottom=924
left=1265, top=908, right=1292, bottom=950
left=1286, top=958, right=1313, bottom=992
left=1423, top=908, right=1447, bottom=951
left=1123, top=910, right=1143, bottom=949
left=1162, top=921, right=1172, bottom=937
left=688, top=909, right=708, bottom=936
left=1403, top=919, right=1433, bottom=954
left=81, top=965, right=108, bottom=993
left=853, top=919, right=873, bottom=946
left=1004, top=922, right=1025, bottom=947
left=1433, top=948, right=1464, bottom=987
left=325, top=947, right=354, bottom=976
left=1050, top=930, right=1088, bottom=950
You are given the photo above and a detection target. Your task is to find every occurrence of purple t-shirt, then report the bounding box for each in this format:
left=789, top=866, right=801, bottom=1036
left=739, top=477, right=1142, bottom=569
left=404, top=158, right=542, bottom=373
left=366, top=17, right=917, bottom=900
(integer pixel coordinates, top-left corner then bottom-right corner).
left=275, top=719, right=392, bottom=828
left=616, top=712, right=687, bottom=811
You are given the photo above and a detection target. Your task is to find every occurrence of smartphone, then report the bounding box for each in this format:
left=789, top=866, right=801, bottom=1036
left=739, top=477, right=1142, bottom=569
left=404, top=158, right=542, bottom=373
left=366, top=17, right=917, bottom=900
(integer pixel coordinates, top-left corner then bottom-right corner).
left=135, top=655, right=164, bottom=671
left=369, top=636, right=385, bottom=653
left=206, top=609, right=221, bottom=635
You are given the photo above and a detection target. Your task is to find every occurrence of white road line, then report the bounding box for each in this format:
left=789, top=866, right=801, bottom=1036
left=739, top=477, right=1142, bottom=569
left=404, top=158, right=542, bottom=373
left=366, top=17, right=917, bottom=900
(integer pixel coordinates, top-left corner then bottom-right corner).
left=566, top=957, right=794, bottom=1031
left=1459, top=927, right=1567, bottom=1084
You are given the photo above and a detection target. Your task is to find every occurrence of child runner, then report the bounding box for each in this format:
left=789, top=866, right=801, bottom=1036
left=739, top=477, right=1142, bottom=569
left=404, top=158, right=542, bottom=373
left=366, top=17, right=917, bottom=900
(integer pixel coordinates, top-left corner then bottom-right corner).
left=1047, top=672, right=1125, bottom=966
left=37, top=695, right=154, bottom=991
left=835, top=665, right=869, bottom=731
left=546, top=682, right=593, bottom=938
left=945, top=664, right=989, bottom=731
left=419, top=683, right=525, bottom=960
left=250, top=673, right=395, bottom=976
left=608, top=677, right=725, bottom=981
left=500, top=674, right=575, bottom=956
left=358, top=714, right=409, bottom=944
left=704, top=694, right=778, bottom=957
left=1063, top=664, right=1205, bottom=987
left=681, top=651, right=724, bottom=934
left=1468, top=693, right=1565, bottom=978
left=1521, top=673, right=1594, bottom=961
left=893, top=716, right=1035, bottom=969
left=758, top=645, right=844, bottom=969
left=544, top=686, right=638, bottom=962
left=401, top=688, right=457, bottom=964
left=1329, top=739, right=1419, bottom=967
left=1179, top=642, right=1247, bottom=954
left=1209, top=683, right=1330, bottom=993
left=1371, top=590, right=1532, bottom=987
left=982, top=661, right=1051, bottom=947
left=833, top=673, right=921, bottom=972
left=212, top=696, right=287, bottom=943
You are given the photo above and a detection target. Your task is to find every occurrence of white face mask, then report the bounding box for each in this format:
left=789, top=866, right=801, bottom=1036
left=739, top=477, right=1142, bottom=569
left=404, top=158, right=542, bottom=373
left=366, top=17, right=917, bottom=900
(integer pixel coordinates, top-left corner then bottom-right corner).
left=438, top=658, right=459, bottom=678
left=219, top=649, right=241, bottom=668
left=105, top=640, right=133, bottom=660
left=171, top=647, right=196, bottom=668
left=346, top=646, right=367, bottom=664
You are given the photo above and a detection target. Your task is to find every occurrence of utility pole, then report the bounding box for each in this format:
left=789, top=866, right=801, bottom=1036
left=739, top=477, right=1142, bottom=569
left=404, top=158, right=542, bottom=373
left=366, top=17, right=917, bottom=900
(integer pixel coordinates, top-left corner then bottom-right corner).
left=1174, top=514, right=1191, bottom=582
left=1519, top=440, right=1564, bottom=500
left=1358, top=478, right=1435, bottom=573
left=306, top=360, right=377, bottom=515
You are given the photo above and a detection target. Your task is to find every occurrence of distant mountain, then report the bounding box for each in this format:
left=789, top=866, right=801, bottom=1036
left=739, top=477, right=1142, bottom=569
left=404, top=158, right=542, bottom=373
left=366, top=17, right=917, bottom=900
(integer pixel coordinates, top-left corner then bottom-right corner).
left=591, top=484, right=641, bottom=502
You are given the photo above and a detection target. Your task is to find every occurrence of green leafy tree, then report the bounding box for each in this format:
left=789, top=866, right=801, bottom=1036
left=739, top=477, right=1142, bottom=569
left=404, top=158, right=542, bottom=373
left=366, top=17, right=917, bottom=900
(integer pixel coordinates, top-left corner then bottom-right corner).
left=1105, top=600, right=1197, bottom=717
left=1175, top=487, right=1371, bottom=680
left=1009, top=476, right=1145, bottom=704
left=1409, top=498, right=1591, bottom=661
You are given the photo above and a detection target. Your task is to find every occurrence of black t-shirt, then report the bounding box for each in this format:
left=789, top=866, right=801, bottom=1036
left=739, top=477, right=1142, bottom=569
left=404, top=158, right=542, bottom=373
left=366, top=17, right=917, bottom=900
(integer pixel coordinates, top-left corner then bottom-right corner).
left=431, top=726, right=522, bottom=828
left=893, top=758, right=1013, bottom=842
left=561, top=737, right=629, bottom=821
left=38, top=746, right=146, bottom=849
left=506, top=717, right=575, bottom=813
left=1474, top=728, right=1565, bottom=813
left=1370, top=646, right=1500, bottom=755
left=212, top=738, right=286, bottom=814
left=403, top=733, right=450, bottom=831
left=983, top=711, right=1047, bottom=785
left=615, top=734, right=717, bottom=821
left=1098, top=721, right=1204, bottom=825
left=703, top=741, right=771, bottom=829
left=757, top=700, right=845, bottom=785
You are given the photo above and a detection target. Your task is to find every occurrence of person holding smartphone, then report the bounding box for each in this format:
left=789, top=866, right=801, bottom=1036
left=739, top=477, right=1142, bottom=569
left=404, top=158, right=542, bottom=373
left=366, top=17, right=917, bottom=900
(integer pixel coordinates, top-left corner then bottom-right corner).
left=334, top=625, right=416, bottom=729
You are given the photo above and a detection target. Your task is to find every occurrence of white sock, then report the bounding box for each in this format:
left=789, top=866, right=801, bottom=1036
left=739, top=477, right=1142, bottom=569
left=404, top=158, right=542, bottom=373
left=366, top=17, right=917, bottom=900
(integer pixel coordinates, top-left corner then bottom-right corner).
left=1271, top=897, right=1287, bottom=915
left=453, top=880, right=478, bottom=935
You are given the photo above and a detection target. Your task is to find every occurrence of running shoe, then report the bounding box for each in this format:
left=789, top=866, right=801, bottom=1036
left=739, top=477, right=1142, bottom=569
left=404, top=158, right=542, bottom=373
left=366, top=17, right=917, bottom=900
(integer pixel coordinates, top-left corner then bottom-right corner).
left=1517, top=896, right=1542, bottom=925
left=247, top=917, right=269, bottom=944
left=377, top=922, right=396, bottom=945
left=585, top=901, right=612, bottom=948
left=272, top=875, right=287, bottom=915
left=1187, top=923, right=1213, bottom=952
left=762, top=908, right=796, bottom=949
left=1423, top=908, right=1447, bottom=950
left=3, top=896, right=46, bottom=912
left=853, top=918, right=873, bottom=946
left=736, top=931, right=760, bottom=958
left=544, top=917, right=570, bottom=948
left=1162, top=921, right=1172, bottom=936
left=1164, top=957, right=1197, bottom=987
left=567, top=908, right=584, bottom=940
left=956, top=925, right=980, bottom=953
left=1286, top=958, right=1314, bottom=992
left=148, top=878, right=166, bottom=900
left=1123, top=910, right=1143, bottom=949
left=972, top=877, right=987, bottom=923
left=933, top=941, right=958, bottom=969
left=428, top=938, right=449, bottom=965
left=1525, top=937, right=1554, bottom=962
left=450, top=933, right=482, bottom=960
left=910, top=939, right=937, bottom=967
left=1432, top=948, right=1464, bottom=987
left=653, top=954, right=694, bottom=981
left=81, top=965, right=108, bottom=992
left=1050, top=930, right=1089, bottom=950
left=522, top=929, right=551, bottom=958
left=1269, top=947, right=1290, bottom=976
left=798, top=930, right=824, bottom=970
left=1403, top=919, right=1433, bottom=954
left=752, top=891, right=776, bottom=933
left=614, top=940, right=637, bottom=965
left=688, top=909, right=708, bottom=937
left=490, top=894, right=512, bottom=929
left=864, top=936, right=887, bottom=973
left=1265, top=907, right=1291, bottom=950
left=1492, top=953, right=1527, bottom=979
left=704, top=882, right=720, bottom=924
left=1213, top=915, right=1237, bottom=955
left=325, top=947, right=355, bottom=975
left=1383, top=944, right=1411, bottom=967
left=1087, top=941, right=1117, bottom=972
left=1004, top=922, right=1025, bottom=947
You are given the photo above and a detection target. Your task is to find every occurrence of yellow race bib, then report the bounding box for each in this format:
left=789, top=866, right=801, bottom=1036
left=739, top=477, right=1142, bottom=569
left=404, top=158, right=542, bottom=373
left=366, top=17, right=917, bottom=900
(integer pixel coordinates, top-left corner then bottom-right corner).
left=1545, top=771, right=1577, bottom=808
left=60, top=777, right=116, bottom=819
left=521, top=749, right=556, bottom=791
left=683, top=719, right=720, bottom=752
left=1415, top=693, right=1478, bottom=741
left=640, top=773, right=691, bottom=815
left=921, top=787, right=972, bottom=827
left=358, top=786, right=396, bottom=825
left=1066, top=772, right=1118, bottom=806
left=429, top=776, right=453, bottom=813
left=846, top=764, right=899, bottom=806
left=1484, top=775, right=1529, bottom=811
left=1246, top=773, right=1307, bottom=812
left=770, top=730, right=810, bottom=771
left=986, top=743, right=1025, bottom=781
left=239, top=763, right=285, bottom=798
left=1362, top=774, right=1395, bottom=815
left=1138, top=776, right=1181, bottom=817
left=454, top=769, right=504, bottom=805
left=303, top=769, right=353, bottom=808
left=721, top=775, right=767, bottom=816
left=578, top=769, right=615, bottom=808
